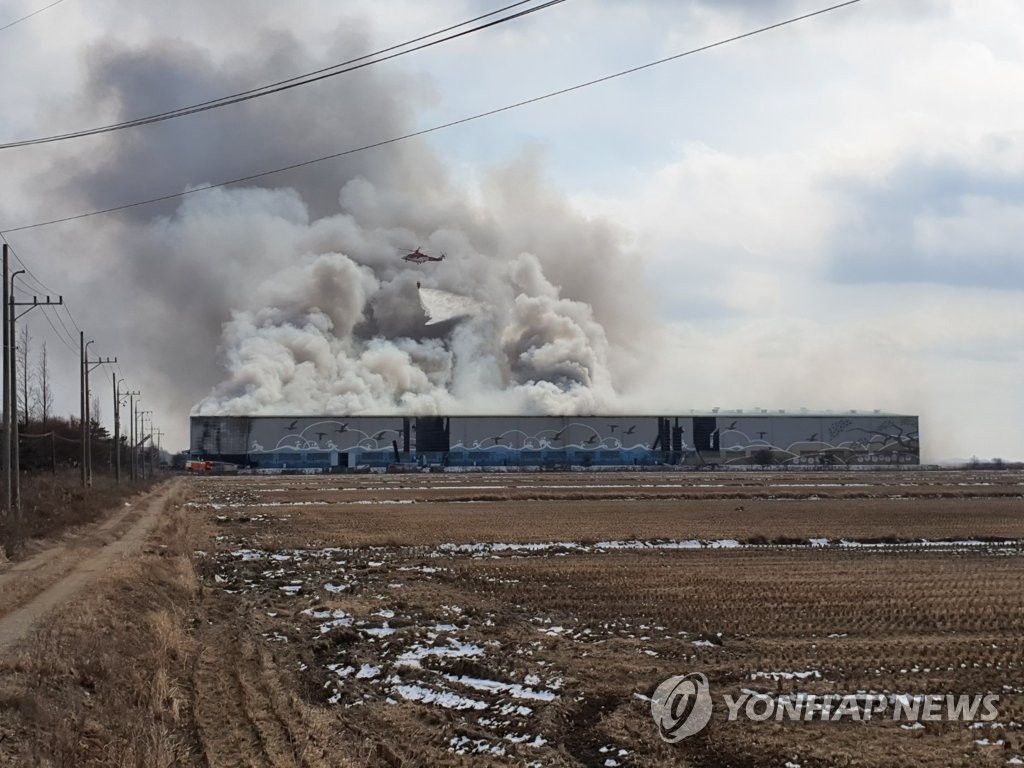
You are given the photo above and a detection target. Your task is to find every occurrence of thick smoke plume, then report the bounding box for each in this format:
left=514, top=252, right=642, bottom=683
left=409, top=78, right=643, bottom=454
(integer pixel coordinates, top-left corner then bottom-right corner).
left=194, top=240, right=619, bottom=416
left=18, top=5, right=651, bottom=429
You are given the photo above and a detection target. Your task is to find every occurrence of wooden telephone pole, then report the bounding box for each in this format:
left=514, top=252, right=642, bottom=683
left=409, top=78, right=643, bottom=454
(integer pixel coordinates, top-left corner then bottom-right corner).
left=9, top=288, right=62, bottom=517
left=84, top=352, right=115, bottom=486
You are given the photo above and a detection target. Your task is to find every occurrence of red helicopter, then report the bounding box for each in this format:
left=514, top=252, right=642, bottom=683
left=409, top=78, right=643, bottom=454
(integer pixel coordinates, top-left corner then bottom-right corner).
left=401, top=247, right=445, bottom=264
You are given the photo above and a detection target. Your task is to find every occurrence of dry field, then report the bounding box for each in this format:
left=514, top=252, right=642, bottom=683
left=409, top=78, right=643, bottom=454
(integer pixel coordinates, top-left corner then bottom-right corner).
left=186, top=470, right=1024, bottom=767
left=1, top=470, right=1023, bottom=767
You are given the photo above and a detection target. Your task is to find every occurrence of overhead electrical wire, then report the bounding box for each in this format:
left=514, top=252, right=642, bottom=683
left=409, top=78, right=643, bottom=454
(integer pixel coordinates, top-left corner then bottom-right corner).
left=61, top=301, right=82, bottom=333
left=53, top=304, right=79, bottom=346
left=39, top=307, right=80, bottom=355
left=0, top=0, right=69, bottom=34
left=2, top=232, right=57, bottom=295
left=0, top=0, right=862, bottom=235
left=0, top=234, right=82, bottom=354
left=2, top=240, right=129, bottom=415
left=0, top=241, right=128, bottom=433
left=13, top=262, right=55, bottom=299
left=7, top=239, right=88, bottom=334
left=0, top=0, right=567, bottom=149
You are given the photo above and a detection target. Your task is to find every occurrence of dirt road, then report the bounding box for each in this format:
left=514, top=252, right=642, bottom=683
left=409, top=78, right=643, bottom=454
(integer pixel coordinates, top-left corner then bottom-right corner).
left=0, top=478, right=179, bottom=656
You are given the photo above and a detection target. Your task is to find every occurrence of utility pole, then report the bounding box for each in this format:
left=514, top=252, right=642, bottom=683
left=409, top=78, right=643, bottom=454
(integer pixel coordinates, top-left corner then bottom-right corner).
left=2, top=244, right=9, bottom=515
left=141, top=416, right=147, bottom=480
left=8, top=269, right=23, bottom=515
left=140, top=410, right=152, bottom=480
left=8, top=280, right=57, bottom=517
left=80, top=333, right=86, bottom=487
left=129, top=394, right=139, bottom=481
left=114, top=376, right=122, bottom=485
left=83, top=340, right=92, bottom=486
left=84, top=351, right=115, bottom=486
left=134, top=400, right=139, bottom=481
left=128, top=394, right=135, bottom=481
left=118, top=384, right=138, bottom=485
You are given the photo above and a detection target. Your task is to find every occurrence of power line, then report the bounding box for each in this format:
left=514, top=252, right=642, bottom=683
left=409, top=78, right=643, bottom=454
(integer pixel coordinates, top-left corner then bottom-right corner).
left=39, top=306, right=79, bottom=356
left=0, top=0, right=862, bottom=235
left=0, top=0, right=69, bottom=34
left=4, top=242, right=78, bottom=354
left=47, top=300, right=78, bottom=347
left=2, top=232, right=54, bottom=293
left=61, top=301, right=82, bottom=333
left=20, top=285, right=78, bottom=354
left=12, top=263, right=55, bottom=299
left=52, top=304, right=78, bottom=345
left=0, top=235, right=82, bottom=355
left=1, top=234, right=79, bottom=351
left=2, top=239, right=131, bottom=451
left=0, top=0, right=566, bottom=149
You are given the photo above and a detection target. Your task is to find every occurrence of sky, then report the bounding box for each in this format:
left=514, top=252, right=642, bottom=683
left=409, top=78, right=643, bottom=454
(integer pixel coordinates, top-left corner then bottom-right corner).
left=0, top=0, right=1021, bottom=462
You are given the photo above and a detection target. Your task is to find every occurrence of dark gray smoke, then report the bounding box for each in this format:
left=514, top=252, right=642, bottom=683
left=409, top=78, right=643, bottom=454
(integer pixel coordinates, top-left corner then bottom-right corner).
left=24, top=5, right=652, bottom=431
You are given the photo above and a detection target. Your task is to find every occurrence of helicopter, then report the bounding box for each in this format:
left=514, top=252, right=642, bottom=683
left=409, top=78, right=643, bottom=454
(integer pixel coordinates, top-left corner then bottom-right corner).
left=401, top=247, right=445, bottom=264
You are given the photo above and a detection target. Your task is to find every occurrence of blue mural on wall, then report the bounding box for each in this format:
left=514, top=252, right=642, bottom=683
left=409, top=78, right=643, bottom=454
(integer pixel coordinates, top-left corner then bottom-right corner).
left=191, top=414, right=920, bottom=469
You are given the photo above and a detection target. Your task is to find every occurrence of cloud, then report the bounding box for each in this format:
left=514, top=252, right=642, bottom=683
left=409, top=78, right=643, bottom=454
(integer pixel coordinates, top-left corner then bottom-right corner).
left=1, top=0, right=1022, bottom=461
left=827, top=152, right=1024, bottom=288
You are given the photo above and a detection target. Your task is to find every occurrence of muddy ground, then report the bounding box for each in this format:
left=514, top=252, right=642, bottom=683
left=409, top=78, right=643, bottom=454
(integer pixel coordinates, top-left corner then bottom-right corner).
left=190, top=471, right=1024, bottom=767
left=1, top=470, right=1023, bottom=767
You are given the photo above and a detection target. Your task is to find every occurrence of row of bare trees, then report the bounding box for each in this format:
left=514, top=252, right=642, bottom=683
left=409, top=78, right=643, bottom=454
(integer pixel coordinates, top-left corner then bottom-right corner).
left=14, top=325, right=55, bottom=426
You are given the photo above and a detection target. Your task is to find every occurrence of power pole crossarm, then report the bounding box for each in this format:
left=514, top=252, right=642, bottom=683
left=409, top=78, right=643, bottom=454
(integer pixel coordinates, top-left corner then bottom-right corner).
left=13, top=295, right=62, bottom=320
left=86, top=355, right=116, bottom=372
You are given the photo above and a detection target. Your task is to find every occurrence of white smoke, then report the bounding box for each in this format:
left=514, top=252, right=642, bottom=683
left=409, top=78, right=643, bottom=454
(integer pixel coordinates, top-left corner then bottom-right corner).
left=25, top=14, right=653, bottom=425
left=194, top=236, right=621, bottom=416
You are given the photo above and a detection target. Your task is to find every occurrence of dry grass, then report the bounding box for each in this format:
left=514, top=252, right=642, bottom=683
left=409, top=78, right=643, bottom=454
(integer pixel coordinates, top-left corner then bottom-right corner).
left=187, top=471, right=1024, bottom=766
left=0, top=488, right=200, bottom=767
left=198, top=495, right=1024, bottom=548
left=3, top=471, right=1023, bottom=766
left=188, top=470, right=1024, bottom=549
left=0, top=471, right=158, bottom=558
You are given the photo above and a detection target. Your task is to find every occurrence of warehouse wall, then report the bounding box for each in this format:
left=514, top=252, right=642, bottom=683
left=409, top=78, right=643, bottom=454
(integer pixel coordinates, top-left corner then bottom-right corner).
left=699, top=414, right=920, bottom=466
left=190, top=413, right=919, bottom=468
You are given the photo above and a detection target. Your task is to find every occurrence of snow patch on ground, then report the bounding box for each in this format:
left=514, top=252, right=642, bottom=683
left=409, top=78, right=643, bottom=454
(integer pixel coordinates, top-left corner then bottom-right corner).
left=392, top=683, right=488, bottom=710
left=444, top=674, right=559, bottom=701
left=396, top=639, right=486, bottom=667
left=750, top=670, right=822, bottom=681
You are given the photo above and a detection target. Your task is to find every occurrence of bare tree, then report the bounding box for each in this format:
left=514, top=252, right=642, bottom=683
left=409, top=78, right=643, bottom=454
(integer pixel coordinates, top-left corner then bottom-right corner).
left=34, top=341, right=53, bottom=424
left=17, top=324, right=31, bottom=425
left=90, top=393, right=101, bottom=426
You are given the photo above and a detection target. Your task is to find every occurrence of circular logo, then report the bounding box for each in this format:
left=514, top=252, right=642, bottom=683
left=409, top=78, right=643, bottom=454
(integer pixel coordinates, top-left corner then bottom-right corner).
left=651, top=673, right=713, bottom=742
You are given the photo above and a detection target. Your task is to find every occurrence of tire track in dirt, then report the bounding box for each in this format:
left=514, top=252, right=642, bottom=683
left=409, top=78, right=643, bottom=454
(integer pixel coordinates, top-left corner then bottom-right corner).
left=0, top=479, right=181, bottom=655
left=193, top=618, right=338, bottom=768
left=194, top=633, right=274, bottom=768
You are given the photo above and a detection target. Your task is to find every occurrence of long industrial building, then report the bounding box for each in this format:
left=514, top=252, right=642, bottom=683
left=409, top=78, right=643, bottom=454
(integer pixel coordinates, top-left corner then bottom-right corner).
left=190, top=413, right=920, bottom=469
